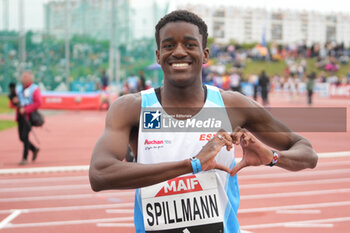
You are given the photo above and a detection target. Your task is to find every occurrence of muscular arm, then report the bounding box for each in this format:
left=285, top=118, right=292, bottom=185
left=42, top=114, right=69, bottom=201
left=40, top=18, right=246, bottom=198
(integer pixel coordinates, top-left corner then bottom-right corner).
left=222, top=91, right=318, bottom=172
left=89, top=94, right=193, bottom=191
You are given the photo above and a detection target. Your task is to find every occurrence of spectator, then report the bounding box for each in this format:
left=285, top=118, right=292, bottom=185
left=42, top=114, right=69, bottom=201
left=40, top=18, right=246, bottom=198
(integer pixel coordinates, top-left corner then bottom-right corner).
left=258, top=70, right=270, bottom=106
left=101, top=70, right=109, bottom=90
left=306, top=72, right=316, bottom=105
left=12, top=71, right=41, bottom=165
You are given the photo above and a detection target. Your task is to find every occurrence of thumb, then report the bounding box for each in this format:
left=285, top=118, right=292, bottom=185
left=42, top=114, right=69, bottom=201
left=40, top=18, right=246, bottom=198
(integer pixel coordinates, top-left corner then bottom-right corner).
left=230, top=160, right=246, bottom=176
left=214, top=162, right=231, bottom=174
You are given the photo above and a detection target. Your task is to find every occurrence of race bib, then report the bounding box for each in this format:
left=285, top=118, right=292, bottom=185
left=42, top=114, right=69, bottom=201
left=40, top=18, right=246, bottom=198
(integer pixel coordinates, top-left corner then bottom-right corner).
left=141, top=172, right=224, bottom=232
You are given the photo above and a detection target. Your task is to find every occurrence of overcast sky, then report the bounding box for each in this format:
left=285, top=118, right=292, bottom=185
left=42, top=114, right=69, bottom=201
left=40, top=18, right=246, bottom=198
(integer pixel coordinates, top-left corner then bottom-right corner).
left=1, top=0, right=349, bottom=31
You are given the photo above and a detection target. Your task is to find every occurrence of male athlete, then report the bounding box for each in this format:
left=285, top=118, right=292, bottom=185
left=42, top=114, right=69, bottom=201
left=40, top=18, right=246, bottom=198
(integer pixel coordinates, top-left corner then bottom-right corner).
left=89, top=10, right=318, bottom=233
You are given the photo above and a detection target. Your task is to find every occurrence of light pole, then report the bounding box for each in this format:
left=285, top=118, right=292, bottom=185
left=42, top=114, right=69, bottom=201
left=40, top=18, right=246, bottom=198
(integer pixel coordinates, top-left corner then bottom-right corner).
left=18, top=0, right=26, bottom=80
left=65, top=0, right=70, bottom=90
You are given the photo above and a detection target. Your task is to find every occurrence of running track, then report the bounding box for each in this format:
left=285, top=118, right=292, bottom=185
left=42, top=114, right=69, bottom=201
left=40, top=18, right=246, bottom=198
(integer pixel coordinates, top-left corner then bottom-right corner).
left=1, top=92, right=349, bottom=233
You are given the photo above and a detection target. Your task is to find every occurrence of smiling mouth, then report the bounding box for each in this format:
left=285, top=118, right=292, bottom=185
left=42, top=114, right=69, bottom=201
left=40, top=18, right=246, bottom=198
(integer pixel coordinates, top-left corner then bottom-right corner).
left=171, top=63, right=191, bottom=68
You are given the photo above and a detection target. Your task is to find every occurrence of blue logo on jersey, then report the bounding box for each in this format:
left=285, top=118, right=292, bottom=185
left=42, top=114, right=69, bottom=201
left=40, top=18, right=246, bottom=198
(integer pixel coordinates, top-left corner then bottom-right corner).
left=143, top=110, right=161, bottom=129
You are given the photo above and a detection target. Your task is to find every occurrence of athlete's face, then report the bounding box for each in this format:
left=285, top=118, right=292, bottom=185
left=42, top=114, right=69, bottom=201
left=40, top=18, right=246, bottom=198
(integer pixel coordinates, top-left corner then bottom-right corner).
left=156, top=22, right=209, bottom=87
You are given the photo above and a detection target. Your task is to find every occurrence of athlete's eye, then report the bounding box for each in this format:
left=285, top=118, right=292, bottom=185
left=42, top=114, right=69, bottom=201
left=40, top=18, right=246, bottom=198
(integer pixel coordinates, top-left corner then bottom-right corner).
left=163, top=44, right=175, bottom=49
left=185, top=43, right=196, bottom=48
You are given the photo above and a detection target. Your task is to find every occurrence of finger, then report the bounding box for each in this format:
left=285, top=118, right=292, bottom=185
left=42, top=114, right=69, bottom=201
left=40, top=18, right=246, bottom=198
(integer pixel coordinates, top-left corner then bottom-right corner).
left=232, top=126, right=242, bottom=133
left=231, top=131, right=244, bottom=145
left=221, top=133, right=233, bottom=150
left=216, top=134, right=233, bottom=151
left=241, top=133, right=251, bottom=147
left=230, top=160, right=246, bottom=176
left=216, top=133, right=230, bottom=144
left=215, top=162, right=231, bottom=173
left=243, top=130, right=256, bottom=143
left=231, top=130, right=240, bottom=144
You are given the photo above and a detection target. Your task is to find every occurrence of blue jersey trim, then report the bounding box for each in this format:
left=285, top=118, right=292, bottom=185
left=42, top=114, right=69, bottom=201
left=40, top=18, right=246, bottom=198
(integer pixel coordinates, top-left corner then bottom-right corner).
left=206, top=85, right=225, bottom=107
left=141, top=89, right=158, bottom=108
left=134, top=189, right=145, bottom=233
left=223, top=161, right=241, bottom=233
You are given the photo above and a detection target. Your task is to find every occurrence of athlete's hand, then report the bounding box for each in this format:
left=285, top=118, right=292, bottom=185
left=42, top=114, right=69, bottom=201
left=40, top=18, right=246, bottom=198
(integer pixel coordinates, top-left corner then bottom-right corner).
left=230, top=127, right=274, bottom=176
left=196, top=130, right=232, bottom=173
left=19, top=107, right=25, bottom=114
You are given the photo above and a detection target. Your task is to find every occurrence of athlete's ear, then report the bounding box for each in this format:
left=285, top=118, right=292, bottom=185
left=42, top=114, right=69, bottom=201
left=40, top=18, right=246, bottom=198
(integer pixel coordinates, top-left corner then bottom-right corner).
left=203, top=48, right=210, bottom=64
left=156, top=50, right=160, bottom=64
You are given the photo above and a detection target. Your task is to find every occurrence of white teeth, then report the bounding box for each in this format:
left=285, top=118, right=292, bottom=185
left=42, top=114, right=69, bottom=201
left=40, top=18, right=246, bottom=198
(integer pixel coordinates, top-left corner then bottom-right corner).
left=172, top=63, right=189, bottom=67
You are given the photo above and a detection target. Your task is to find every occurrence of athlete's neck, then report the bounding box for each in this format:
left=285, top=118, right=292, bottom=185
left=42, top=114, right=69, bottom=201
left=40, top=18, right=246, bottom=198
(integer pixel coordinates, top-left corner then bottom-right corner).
left=161, top=82, right=205, bottom=108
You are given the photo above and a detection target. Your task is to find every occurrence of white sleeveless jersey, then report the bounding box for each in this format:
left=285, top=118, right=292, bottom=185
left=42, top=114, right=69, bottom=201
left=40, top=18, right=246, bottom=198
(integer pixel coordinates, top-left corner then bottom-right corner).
left=134, top=85, right=241, bottom=233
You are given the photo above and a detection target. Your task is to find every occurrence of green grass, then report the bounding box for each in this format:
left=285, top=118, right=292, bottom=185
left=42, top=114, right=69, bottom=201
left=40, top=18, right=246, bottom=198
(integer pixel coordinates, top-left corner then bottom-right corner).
left=0, top=95, right=14, bottom=114
left=0, top=120, right=16, bottom=131
left=242, top=58, right=350, bottom=79
left=243, top=60, right=287, bottom=78
left=0, top=95, right=16, bottom=131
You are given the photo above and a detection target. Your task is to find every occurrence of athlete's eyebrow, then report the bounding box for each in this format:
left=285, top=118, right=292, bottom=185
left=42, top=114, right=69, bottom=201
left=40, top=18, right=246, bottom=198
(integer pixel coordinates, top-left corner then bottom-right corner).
left=183, top=36, right=199, bottom=42
left=161, top=36, right=199, bottom=44
left=161, top=37, right=174, bottom=44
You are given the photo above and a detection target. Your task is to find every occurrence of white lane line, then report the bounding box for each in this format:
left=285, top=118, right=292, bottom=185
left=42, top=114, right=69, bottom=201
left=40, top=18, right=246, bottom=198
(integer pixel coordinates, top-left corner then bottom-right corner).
left=242, top=216, right=350, bottom=230
left=1, top=187, right=348, bottom=203
left=0, top=150, right=348, bottom=175
left=239, top=168, right=350, bottom=180
left=0, top=184, right=90, bottom=193
left=283, top=223, right=333, bottom=228
left=2, top=177, right=348, bottom=193
left=241, top=188, right=350, bottom=200
left=2, top=188, right=346, bottom=203
left=239, top=200, right=350, bottom=213
left=240, top=177, right=350, bottom=189
left=0, top=203, right=134, bottom=214
left=1, top=200, right=348, bottom=216
left=1, top=167, right=348, bottom=186
left=318, top=151, right=350, bottom=158
left=97, top=223, right=134, bottom=227
left=0, top=191, right=135, bottom=202
left=0, top=210, right=22, bottom=229
left=0, top=165, right=89, bottom=175
left=276, top=209, right=321, bottom=214
left=2, top=217, right=134, bottom=229
left=106, top=209, right=134, bottom=214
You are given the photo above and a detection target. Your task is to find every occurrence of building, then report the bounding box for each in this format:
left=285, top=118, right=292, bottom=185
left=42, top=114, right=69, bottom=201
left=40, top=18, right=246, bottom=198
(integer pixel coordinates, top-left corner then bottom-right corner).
left=178, top=4, right=350, bottom=46
left=44, top=0, right=170, bottom=43
left=44, top=0, right=131, bottom=43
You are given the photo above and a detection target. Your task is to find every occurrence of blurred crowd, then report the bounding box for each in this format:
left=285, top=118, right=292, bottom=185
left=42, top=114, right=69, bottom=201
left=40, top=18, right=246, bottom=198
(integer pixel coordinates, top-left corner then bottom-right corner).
left=1, top=32, right=350, bottom=96
left=200, top=41, right=350, bottom=105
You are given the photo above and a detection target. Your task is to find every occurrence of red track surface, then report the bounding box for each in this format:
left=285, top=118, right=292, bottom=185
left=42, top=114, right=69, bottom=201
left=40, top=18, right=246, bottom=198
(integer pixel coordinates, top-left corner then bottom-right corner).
left=1, top=92, right=349, bottom=233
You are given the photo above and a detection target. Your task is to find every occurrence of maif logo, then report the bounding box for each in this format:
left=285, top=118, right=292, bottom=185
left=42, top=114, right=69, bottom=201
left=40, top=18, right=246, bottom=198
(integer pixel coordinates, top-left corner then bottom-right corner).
left=143, top=110, right=161, bottom=129
left=155, top=175, right=203, bottom=197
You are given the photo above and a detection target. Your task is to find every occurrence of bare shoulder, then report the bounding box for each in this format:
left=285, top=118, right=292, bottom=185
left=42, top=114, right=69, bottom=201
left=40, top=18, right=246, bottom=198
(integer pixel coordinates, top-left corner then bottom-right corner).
left=219, top=89, right=272, bottom=128
left=106, top=93, right=141, bottom=129
left=220, top=89, right=258, bottom=108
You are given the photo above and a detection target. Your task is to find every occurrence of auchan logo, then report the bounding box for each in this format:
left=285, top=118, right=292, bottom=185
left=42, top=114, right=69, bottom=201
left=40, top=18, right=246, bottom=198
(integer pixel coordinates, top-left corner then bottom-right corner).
left=144, top=139, right=164, bottom=145
left=155, top=175, right=203, bottom=197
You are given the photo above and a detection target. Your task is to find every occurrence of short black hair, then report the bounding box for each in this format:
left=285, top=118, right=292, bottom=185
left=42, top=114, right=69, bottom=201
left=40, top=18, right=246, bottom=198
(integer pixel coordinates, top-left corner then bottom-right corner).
left=9, top=82, right=16, bottom=89
left=155, top=10, right=208, bottom=50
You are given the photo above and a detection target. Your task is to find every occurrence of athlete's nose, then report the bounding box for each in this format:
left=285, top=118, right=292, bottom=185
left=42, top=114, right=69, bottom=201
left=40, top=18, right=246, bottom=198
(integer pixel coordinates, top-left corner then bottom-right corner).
left=172, top=44, right=187, bottom=58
